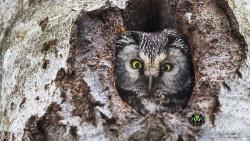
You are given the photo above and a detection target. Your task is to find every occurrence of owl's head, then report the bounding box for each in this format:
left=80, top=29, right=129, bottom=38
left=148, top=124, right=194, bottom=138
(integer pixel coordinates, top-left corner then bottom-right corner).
left=115, top=29, right=193, bottom=95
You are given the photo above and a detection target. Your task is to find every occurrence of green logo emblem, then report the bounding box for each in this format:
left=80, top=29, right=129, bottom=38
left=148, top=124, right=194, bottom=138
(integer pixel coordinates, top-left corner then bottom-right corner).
left=187, top=113, right=205, bottom=127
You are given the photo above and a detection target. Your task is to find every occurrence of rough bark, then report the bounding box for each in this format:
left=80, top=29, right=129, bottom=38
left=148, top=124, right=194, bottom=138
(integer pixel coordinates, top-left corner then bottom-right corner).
left=0, top=0, right=250, bottom=141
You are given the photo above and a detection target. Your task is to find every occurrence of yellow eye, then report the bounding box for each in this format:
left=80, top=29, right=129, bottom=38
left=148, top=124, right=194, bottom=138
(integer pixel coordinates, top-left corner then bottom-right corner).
left=162, top=63, right=172, bottom=72
left=131, top=59, right=143, bottom=69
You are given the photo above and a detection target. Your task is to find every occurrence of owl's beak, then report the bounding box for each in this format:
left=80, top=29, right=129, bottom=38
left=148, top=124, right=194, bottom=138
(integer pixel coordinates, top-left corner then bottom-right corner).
left=148, top=76, right=152, bottom=91
left=145, top=67, right=157, bottom=91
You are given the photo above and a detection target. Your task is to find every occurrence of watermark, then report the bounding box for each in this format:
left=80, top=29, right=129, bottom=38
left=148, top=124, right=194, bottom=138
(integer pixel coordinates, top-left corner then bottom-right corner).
left=187, top=112, right=206, bottom=127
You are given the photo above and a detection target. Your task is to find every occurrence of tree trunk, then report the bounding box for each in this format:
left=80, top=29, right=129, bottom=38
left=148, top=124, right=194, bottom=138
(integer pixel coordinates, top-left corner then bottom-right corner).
left=0, top=0, right=249, bottom=140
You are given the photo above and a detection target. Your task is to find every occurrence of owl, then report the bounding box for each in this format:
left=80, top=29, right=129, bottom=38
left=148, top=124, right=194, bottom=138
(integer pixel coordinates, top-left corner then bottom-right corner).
left=115, top=29, right=194, bottom=115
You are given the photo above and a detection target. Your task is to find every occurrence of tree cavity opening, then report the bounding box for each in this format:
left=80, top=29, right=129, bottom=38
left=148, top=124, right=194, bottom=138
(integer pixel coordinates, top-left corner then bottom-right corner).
left=122, top=0, right=180, bottom=32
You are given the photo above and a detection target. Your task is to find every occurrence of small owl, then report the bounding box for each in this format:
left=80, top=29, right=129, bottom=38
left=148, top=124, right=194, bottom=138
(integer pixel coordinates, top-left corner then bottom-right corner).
left=115, top=29, right=194, bottom=115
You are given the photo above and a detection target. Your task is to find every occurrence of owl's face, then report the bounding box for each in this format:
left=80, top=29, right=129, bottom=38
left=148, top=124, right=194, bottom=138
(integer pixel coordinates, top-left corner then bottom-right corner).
left=115, top=30, right=193, bottom=96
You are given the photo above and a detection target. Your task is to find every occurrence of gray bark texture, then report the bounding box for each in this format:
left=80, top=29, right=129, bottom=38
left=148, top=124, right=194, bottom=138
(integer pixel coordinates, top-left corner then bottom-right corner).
left=0, top=0, right=250, bottom=141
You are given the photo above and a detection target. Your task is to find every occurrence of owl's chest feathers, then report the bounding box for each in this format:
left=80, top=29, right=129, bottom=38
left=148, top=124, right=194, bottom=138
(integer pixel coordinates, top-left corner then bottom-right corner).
left=132, top=88, right=189, bottom=113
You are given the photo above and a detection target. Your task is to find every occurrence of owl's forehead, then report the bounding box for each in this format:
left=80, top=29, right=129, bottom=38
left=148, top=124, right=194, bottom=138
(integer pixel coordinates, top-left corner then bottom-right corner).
left=139, top=34, right=165, bottom=60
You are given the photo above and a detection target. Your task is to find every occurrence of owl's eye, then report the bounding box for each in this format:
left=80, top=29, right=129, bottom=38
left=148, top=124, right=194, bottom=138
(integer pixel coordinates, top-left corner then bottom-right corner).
left=130, top=59, right=143, bottom=69
left=162, top=63, right=172, bottom=72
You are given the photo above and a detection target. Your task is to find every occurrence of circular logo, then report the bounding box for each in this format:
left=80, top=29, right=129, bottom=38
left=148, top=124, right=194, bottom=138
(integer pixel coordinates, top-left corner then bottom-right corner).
left=187, top=113, right=205, bottom=127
